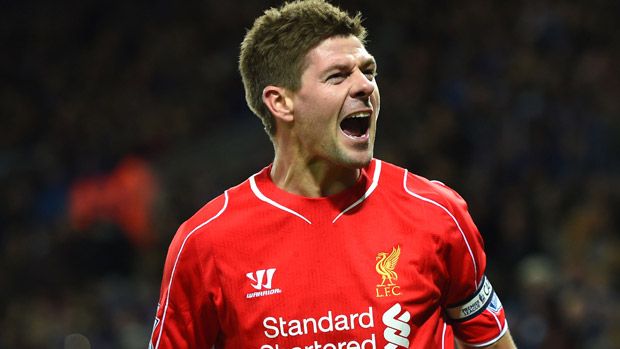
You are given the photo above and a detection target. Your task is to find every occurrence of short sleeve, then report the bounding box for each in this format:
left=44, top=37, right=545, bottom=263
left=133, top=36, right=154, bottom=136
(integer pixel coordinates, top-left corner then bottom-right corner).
left=149, top=221, right=221, bottom=349
left=435, top=183, right=508, bottom=347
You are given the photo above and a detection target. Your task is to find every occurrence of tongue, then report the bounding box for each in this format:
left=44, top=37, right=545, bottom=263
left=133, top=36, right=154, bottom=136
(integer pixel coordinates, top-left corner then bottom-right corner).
left=341, top=118, right=366, bottom=137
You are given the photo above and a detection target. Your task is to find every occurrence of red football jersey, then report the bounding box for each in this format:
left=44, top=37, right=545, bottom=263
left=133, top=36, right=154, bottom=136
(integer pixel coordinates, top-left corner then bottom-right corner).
left=150, top=159, right=508, bottom=349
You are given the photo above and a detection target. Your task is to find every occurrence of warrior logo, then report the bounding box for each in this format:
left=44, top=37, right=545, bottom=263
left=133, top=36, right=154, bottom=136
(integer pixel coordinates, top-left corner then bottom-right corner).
left=247, top=268, right=277, bottom=290
left=382, top=303, right=411, bottom=349
left=246, top=268, right=282, bottom=299
left=376, top=245, right=402, bottom=298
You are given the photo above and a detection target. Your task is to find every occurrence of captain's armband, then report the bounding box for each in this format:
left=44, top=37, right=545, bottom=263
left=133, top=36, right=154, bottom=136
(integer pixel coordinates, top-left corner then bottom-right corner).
left=446, top=276, right=502, bottom=322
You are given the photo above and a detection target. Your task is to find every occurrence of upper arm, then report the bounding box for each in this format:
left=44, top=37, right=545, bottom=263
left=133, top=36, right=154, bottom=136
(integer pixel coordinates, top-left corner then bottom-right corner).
left=431, top=182, right=510, bottom=347
left=149, top=223, right=222, bottom=349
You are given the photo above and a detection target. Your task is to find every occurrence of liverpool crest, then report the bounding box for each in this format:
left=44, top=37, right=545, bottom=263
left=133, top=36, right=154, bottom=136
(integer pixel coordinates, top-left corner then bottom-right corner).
left=375, top=245, right=402, bottom=297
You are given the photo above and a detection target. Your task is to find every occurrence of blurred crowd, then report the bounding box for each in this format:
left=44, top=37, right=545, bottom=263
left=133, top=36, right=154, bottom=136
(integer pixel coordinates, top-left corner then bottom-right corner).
left=1, top=0, right=618, bottom=348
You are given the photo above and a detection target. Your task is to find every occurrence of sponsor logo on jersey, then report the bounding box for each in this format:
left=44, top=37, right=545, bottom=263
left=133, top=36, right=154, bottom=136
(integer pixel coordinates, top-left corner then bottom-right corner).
left=260, top=307, right=376, bottom=349
left=375, top=245, right=402, bottom=298
left=257, top=304, right=414, bottom=349
left=382, top=303, right=411, bottom=349
left=246, top=268, right=282, bottom=298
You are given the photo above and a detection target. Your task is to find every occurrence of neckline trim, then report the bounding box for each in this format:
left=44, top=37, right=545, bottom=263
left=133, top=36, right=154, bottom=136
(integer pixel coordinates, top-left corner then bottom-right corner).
left=249, top=159, right=382, bottom=224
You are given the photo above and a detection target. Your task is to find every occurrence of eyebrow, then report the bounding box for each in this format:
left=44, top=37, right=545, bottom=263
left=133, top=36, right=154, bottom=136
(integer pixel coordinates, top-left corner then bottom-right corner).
left=324, top=57, right=377, bottom=73
left=360, top=57, right=377, bottom=69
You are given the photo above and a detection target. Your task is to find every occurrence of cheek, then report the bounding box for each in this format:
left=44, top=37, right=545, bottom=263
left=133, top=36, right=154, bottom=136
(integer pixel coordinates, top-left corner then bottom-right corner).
left=295, top=106, right=332, bottom=138
left=297, top=89, right=336, bottom=112
left=372, top=87, right=380, bottom=107
left=307, top=96, right=341, bottom=122
left=316, top=90, right=343, bottom=111
left=294, top=87, right=345, bottom=130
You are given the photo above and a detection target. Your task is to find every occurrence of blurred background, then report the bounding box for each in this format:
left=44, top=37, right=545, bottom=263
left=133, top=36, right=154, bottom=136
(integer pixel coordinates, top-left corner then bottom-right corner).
left=1, top=0, right=619, bottom=348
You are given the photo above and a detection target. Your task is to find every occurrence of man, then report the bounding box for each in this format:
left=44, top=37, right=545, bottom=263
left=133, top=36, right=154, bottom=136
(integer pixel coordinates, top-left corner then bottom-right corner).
left=149, top=1, right=517, bottom=348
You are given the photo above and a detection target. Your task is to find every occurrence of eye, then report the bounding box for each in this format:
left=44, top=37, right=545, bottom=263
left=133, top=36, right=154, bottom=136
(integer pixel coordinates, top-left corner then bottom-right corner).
left=364, top=69, right=377, bottom=80
left=326, top=72, right=349, bottom=84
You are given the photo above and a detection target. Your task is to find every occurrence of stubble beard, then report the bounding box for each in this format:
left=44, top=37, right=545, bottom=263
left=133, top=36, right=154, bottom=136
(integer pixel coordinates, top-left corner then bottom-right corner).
left=333, top=138, right=374, bottom=170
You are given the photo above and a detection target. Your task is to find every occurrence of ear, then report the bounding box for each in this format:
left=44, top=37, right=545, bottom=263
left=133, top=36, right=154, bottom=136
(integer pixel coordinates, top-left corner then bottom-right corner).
left=262, top=85, right=294, bottom=123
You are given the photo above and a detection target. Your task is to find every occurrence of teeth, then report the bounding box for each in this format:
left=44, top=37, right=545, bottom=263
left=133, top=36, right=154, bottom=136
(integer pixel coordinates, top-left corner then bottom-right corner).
left=346, top=112, right=370, bottom=119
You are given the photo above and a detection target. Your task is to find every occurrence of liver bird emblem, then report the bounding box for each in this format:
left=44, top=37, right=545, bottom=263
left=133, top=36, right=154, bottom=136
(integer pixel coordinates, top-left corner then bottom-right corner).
left=376, top=245, right=401, bottom=286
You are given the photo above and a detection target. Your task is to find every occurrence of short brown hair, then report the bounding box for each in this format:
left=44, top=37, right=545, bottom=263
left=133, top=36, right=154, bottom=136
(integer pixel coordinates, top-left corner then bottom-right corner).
left=239, top=0, right=367, bottom=138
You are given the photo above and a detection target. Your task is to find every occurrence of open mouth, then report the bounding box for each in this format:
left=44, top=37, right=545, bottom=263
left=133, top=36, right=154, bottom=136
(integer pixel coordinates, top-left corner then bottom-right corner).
left=340, top=112, right=371, bottom=138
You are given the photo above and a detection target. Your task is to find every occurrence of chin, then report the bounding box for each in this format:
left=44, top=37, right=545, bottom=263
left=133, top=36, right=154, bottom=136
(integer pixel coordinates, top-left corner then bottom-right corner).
left=340, top=151, right=373, bottom=169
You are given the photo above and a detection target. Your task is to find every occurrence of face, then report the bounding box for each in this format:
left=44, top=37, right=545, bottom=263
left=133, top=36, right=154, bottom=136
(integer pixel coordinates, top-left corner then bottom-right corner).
left=289, top=35, right=380, bottom=169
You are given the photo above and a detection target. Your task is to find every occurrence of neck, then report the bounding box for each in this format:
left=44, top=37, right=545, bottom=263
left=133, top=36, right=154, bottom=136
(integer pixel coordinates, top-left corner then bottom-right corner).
left=270, top=152, right=361, bottom=198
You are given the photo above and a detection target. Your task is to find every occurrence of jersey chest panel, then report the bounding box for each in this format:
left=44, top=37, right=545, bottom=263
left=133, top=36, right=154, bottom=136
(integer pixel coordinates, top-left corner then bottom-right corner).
left=209, top=195, right=453, bottom=349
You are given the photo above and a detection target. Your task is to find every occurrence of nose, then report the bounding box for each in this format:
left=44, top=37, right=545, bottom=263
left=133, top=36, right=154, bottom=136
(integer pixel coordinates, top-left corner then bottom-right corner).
left=349, top=70, right=375, bottom=100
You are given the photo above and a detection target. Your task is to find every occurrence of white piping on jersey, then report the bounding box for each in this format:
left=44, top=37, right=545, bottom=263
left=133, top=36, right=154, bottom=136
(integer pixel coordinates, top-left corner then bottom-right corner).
left=490, top=309, right=503, bottom=331
left=249, top=175, right=312, bottom=224
left=249, top=159, right=382, bottom=224
left=154, top=191, right=229, bottom=349
left=441, top=322, right=447, bottom=349
left=460, top=319, right=508, bottom=347
left=332, top=159, right=382, bottom=223
left=402, top=170, right=479, bottom=289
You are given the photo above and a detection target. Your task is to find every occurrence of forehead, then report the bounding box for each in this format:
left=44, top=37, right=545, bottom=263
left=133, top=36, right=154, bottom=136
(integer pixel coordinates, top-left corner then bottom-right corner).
left=304, top=35, right=374, bottom=71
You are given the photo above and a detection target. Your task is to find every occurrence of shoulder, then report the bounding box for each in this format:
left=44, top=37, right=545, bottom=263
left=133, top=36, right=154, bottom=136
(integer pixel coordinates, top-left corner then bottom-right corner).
left=170, top=178, right=254, bottom=250
left=376, top=159, right=467, bottom=213
left=181, top=191, right=230, bottom=235
left=407, top=172, right=468, bottom=215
